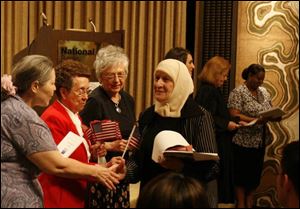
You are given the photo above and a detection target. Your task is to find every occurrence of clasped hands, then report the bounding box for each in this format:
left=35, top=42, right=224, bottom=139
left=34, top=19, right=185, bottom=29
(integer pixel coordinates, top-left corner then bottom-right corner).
left=90, top=142, right=127, bottom=190
left=93, top=156, right=126, bottom=191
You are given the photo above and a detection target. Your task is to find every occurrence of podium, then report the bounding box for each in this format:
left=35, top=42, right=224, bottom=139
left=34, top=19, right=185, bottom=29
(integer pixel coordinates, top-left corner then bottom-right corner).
left=13, top=25, right=124, bottom=82
left=13, top=25, right=124, bottom=115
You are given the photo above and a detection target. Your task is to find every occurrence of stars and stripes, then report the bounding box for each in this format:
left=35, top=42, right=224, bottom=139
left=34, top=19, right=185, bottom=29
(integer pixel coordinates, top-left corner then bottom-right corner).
left=83, top=119, right=140, bottom=150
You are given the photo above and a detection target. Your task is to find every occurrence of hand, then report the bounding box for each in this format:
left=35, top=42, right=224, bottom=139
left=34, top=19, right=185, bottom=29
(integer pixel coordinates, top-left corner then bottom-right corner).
left=106, top=156, right=125, bottom=168
left=257, top=116, right=269, bottom=124
left=90, top=142, right=107, bottom=161
left=228, top=121, right=240, bottom=131
left=107, top=157, right=126, bottom=180
left=93, top=164, right=121, bottom=190
left=105, top=139, right=128, bottom=152
left=238, top=120, right=250, bottom=126
left=167, top=145, right=193, bottom=151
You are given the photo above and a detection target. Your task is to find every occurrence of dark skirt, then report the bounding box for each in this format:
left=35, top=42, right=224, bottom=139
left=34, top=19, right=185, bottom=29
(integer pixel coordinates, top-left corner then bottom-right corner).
left=216, top=132, right=235, bottom=203
left=86, top=182, right=130, bottom=208
left=232, top=143, right=265, bottom=192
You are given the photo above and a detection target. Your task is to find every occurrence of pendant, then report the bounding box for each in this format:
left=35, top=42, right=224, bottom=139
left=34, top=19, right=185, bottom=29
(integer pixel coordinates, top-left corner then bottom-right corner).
left=116, top=106, right=122, bottom=113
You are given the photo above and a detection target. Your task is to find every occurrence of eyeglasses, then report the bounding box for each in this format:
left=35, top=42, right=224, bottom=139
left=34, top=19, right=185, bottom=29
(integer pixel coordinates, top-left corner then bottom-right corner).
left=102, top=72, right=127, bottom=80
left=73, top=88, right=91, bottom=96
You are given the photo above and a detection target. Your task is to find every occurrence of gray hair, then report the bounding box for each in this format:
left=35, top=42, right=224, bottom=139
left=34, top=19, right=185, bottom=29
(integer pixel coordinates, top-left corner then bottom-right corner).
left=12, top=55, right=54, bottom=95
left=94, top=45, right=129, bottom=79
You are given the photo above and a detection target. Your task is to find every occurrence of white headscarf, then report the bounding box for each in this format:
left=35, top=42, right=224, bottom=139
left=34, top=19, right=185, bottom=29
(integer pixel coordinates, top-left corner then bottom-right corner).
left=154, top=59, right=194, bottom=117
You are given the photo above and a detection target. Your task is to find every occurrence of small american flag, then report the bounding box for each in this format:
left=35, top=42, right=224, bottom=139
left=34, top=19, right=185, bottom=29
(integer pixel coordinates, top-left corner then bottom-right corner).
left=84, top=120, right=122, bottom=144
left=84, top=120, right=140, bottom=150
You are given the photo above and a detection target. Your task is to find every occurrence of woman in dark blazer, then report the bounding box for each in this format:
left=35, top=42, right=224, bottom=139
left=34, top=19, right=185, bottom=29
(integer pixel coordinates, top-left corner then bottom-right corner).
left=195, top=56, right=241, bottom=204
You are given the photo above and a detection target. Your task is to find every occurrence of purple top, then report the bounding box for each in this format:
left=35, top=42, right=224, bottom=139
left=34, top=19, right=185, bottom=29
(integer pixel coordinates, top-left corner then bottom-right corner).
left=1, top=95, right=57, bottom=208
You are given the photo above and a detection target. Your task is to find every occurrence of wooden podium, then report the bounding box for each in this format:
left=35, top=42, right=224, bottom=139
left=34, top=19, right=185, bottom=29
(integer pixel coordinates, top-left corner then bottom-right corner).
left=13, top=25, right=124, bottom=81
left=13, top=25, right=124, bottom=115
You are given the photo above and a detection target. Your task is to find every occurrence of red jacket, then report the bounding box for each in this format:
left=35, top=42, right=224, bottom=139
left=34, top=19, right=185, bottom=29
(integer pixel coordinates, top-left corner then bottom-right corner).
left=38, top=100, right=89, bottom=208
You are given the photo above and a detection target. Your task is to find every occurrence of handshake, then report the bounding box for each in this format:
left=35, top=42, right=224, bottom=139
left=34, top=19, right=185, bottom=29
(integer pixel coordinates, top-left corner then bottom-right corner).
left=93, top=156, right=127, bottom=191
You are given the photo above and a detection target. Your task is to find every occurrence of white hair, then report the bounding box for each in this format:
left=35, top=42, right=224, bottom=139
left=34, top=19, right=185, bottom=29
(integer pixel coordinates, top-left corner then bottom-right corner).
left=94, top=45, right=129, bottom=79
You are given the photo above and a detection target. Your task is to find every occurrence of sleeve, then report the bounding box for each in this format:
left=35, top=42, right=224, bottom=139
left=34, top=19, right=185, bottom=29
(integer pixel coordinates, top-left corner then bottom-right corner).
left=195, top=86, right=228, bottom=132
left=182, top=109, right=220, bottom=182
left=193, top=107, right=218, bottom=153
left=12, top=115, right=57, bottom=156
left=80, top=97, right=103, bottom=126
left=124, top=152, right=141, bottom=184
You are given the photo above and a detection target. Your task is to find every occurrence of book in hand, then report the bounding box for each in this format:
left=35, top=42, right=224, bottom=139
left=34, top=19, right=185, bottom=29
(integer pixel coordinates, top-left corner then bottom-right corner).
left=259, top=107, right=286, bottom=118
left=163, top=150, right=219, bottom=161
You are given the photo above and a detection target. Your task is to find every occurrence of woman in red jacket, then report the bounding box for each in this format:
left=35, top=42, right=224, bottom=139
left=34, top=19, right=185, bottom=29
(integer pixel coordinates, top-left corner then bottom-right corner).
left=38, top=59, right=124, bottom=208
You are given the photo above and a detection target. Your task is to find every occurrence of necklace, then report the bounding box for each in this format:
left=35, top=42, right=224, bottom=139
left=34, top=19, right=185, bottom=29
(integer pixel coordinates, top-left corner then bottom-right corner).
left=112, top=94, right=122, bottom=113
left=115, top=102, right=122, bottom=113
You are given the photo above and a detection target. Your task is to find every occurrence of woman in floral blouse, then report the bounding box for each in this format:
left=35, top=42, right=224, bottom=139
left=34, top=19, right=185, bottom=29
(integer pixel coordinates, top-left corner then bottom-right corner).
left=227, top=64, right=282, bottom=208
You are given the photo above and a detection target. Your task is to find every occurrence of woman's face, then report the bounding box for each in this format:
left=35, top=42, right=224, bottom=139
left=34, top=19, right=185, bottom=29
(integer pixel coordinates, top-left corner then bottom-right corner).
left=185, top=54, right=195, bottom=76
left=34, top=69, right=56, bottom=107
left=154, top=70, right=174, bottom=103
left=215, top=70, right=229, bottom=87
left=248, top=71, right=265, bottom=90
left=61, top=76, right=90, bottom=113
left=100, top=65, right=127, bottom=96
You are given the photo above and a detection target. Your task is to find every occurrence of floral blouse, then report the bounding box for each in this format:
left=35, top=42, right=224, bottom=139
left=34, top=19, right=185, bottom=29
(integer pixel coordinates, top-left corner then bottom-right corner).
left=228, top=84, right=272, bottom=148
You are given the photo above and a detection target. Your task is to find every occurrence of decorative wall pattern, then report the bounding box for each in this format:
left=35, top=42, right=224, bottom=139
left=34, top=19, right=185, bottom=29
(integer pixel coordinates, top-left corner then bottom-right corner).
left=236, top=1, right=299, bottom=207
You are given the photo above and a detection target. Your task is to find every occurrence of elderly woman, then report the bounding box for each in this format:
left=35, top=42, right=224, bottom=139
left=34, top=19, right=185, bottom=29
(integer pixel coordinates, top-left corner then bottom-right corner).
left=1, top=55, right=124, bottom=208
left=80, top=45, right=139, bottom=208
left=38, top=59, right=119, bottom=208
left=135, top=59, right=220, bottom=207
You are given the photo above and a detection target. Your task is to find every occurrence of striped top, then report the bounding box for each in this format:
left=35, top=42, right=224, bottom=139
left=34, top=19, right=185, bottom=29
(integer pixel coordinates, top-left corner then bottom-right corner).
left=131, top=97, right=219, bottom=188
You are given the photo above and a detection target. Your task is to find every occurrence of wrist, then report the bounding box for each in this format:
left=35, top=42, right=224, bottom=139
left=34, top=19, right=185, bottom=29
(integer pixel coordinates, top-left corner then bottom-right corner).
left=104, top=142, right=112, bottom=151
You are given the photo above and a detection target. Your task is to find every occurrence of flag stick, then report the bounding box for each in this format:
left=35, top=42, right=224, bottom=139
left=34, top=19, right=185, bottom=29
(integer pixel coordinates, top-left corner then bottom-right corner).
left=122, top=123, right=137, bottom=158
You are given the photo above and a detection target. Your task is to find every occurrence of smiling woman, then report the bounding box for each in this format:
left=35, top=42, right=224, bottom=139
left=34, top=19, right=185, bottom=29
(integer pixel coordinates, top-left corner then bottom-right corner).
left=131, top=58, right=220, bottom=207
left=80, top=45, right=140, bottom=208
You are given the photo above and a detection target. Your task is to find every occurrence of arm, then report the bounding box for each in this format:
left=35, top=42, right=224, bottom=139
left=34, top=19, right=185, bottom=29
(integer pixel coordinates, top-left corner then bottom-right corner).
left=195, top=85, right=236, bottom=131
left=182, top=108, right=220, bottom=182
left=28, top=150, right=122, bottom=190
left=227, top=88, right=257, bottom=124
left=228, top=108, right=257, bottom=123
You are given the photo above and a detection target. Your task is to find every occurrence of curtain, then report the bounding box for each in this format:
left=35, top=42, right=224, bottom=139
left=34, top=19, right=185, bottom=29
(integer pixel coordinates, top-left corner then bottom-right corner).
left=1, top=1, right=187, bottom=116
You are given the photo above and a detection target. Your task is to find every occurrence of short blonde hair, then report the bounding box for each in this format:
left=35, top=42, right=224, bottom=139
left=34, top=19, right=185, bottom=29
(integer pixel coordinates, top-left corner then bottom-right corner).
left=93, top=45, right=129, bottom=79
left=198, top=56, right=231, bottom=85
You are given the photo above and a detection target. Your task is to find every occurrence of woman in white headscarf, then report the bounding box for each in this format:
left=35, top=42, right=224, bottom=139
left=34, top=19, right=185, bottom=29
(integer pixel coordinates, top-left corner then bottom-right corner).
left=132, top=59, right=219, bottom=207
